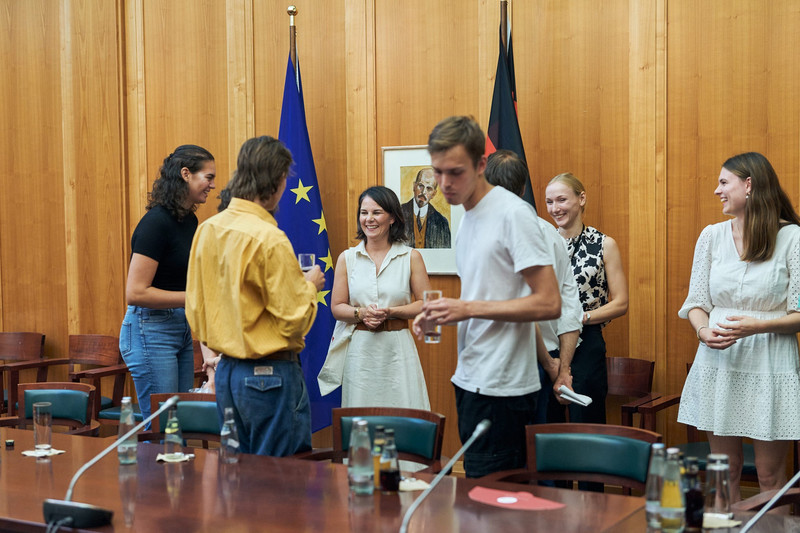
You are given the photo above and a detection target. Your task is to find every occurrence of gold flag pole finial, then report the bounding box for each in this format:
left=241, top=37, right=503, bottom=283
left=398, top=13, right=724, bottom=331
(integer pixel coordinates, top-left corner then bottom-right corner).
left=288, top=6, right=298, bottom=71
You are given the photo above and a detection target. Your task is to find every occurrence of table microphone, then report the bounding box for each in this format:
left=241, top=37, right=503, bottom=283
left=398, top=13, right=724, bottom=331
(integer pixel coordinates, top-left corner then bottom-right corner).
left=42, top=394, right=181, bottom=529
left=739, top=468, right=800, bottom=533
left=399, top=419, right=491, bottom=533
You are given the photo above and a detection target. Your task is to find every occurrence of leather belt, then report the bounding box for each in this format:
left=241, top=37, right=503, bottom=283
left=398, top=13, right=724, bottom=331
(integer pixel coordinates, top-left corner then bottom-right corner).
left=355, top=319, right=409, bottom=332
left=222, top=351, right=299, bottom=363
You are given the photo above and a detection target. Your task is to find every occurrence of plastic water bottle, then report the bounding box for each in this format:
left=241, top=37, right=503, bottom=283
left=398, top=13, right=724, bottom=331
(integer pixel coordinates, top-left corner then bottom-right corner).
left=645, top=443, right=666, bottom=531
left=219, top=407, right=240, bottom=464
left=379, top=428, right=400, bottom=493
left=117, top=396, right=138, bottom=464
left=348, top=419, right=374, bottom=495
left=660, top=447, right=686, bottom=533
left=371, top=425, right=386, bottom=489
left=163, top=406, right=184, bottom=460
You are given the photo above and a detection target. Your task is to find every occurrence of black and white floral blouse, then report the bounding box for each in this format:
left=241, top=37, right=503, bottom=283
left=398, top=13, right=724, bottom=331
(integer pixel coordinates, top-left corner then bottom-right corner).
left=565, top=225, right=609, bottom=319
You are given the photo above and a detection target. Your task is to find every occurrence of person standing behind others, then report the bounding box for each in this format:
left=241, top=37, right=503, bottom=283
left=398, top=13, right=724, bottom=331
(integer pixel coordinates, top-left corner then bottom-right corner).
left=679, top=152, right=800, bottom=501
left=321, top=186, right=431, bottom=410
left=186, top=136, right=325, bottom=457
left=544, top=173, right=629, bottom=427
left=120, top=145, right=216, bottom=426
left=412, top=116, right=561, bottom=478
left=401, top=167, right=451, bottom=248
left=484, top=150, right=583, bottom=421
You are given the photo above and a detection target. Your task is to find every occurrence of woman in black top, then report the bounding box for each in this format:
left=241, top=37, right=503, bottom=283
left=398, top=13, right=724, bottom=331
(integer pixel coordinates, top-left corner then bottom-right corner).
left=119, top=145, right=215, bottom=424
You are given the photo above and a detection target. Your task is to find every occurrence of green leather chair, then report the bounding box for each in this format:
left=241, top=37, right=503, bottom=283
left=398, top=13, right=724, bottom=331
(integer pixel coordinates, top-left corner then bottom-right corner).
left=0, top=382, right=100, bottom=436
left=296, top=407, right=446, bottom=473
left=481, top=422, right=662, bottom=494
left=143, top=392, right=220, bottom=448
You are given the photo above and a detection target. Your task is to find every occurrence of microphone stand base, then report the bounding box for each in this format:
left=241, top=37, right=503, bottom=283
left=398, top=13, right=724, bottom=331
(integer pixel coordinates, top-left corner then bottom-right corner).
left=43, top=499, right=113, bottom=529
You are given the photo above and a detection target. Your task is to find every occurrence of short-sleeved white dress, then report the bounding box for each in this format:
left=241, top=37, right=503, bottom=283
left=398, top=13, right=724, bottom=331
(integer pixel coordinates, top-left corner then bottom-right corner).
left=341, top=241, right=430, bottom=410
left=678, top=221, right=800, bottom=441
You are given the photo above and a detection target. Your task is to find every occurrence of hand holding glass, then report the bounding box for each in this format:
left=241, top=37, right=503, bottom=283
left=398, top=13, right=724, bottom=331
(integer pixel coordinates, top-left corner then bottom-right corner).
left=33, top=402, right=52, bottom=452
left=423, top=290, right=442, bottom=344
left=298, top=253, right=316, bottom=272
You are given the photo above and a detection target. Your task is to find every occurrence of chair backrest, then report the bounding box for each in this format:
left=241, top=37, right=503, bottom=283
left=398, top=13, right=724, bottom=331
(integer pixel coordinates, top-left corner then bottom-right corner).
left=149, top=392, right=220, bottom=445
left=17, top=382, right=99, bottom=436
left=0, top=332, right=45, bottom=362
left=332, top=407, right=445, bottom=467
left=606, top=357, right=654, bottom=398
left=524, top=423, right=662, bottom=492
left=68, top=334, right=126, bottom=417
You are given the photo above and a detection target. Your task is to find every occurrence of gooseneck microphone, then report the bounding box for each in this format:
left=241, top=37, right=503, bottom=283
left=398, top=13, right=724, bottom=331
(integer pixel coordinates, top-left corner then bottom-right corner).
left=399, top=419, right=491, bottom=533
left=42, top=395, right=181, bottom=529
left=739, top=468, right=800, bottom=533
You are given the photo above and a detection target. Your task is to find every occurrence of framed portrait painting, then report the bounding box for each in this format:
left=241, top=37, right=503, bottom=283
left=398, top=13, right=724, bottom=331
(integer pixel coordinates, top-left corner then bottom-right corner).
left=382, top=145, right=464, bottom=275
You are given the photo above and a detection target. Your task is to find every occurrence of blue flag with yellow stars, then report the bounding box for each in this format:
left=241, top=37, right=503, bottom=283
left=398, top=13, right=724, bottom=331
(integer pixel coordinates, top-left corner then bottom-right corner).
left=277, top=55, right=339, bottom=431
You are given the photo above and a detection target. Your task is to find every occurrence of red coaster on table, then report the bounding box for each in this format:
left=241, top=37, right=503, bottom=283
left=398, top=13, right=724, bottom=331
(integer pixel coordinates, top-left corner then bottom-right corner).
left=468, top=487, right=566, bottom=511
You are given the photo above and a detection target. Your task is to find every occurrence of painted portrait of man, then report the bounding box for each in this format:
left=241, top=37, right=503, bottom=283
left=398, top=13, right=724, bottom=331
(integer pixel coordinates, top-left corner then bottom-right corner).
left=401, top=167, right=451, bottom=249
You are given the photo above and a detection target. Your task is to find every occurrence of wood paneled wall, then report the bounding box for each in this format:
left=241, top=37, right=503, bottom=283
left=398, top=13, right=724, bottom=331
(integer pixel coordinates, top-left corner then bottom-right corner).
left=2, top=0, right=799, bottom=456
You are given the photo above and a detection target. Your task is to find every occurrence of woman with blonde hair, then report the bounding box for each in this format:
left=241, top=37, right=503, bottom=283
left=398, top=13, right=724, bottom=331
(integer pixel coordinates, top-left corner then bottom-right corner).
left=679, top=152, right=800, bottom=500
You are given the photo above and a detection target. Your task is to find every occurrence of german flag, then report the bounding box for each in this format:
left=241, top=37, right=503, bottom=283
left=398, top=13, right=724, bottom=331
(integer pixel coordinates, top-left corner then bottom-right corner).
left=486, top=26, right=535, bottom=210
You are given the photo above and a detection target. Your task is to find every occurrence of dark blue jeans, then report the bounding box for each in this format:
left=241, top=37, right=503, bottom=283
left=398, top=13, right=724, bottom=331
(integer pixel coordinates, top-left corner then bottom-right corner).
left=215, top=355, right=311, bottom=457
left=454, top=385, right=538, bottom=478
left=120, top=306, right=195, bottom=427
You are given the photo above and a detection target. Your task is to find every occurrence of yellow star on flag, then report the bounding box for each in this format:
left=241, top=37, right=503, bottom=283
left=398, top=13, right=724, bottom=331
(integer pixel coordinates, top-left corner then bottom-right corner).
left=290, top=179, right=313, bottom=204
left=312, top=212, right=327, bottom=235
left=320, top=249, right=334, bottom=272
left=316, top=289, right=331, bottom=306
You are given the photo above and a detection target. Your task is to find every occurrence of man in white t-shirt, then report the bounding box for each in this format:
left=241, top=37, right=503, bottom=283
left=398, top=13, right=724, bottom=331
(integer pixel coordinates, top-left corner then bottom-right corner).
left=484, top=150, right=584, bottom=423
left=412, top=116, right=561, bottom=478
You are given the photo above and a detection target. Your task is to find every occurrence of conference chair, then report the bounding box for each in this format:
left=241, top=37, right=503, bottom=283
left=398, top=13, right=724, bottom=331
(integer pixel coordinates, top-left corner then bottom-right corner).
left=481, top=423, right=662, bottom=495
left=66, top=334, right=139, bottom=428
left=192, top=340, right=209, bottom=389
left=296, top=407, right=447, bottom=473
left=606, top=356, right=659, bottom=428
left=141, top=392, right=220, bottom=448
left=0, top=382, right=100, bottom=436
left=0, top=332, right=68, bottom=417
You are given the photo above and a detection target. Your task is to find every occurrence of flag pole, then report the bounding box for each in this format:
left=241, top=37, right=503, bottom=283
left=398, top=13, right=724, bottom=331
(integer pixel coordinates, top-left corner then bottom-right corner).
left=288, top=5, right=297, bottom=72
left=500, top=0, right=508, bottom=53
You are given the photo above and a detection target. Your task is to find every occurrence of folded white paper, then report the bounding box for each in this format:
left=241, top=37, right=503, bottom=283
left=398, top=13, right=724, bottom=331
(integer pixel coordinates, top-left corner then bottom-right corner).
left=400, top=478, right=430, bottom=492
left=557, top=386, right=592, bottom=407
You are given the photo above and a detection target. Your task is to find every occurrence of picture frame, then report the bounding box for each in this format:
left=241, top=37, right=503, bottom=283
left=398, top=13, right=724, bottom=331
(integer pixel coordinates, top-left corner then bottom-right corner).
left=382, top=145, right=464, bottom=275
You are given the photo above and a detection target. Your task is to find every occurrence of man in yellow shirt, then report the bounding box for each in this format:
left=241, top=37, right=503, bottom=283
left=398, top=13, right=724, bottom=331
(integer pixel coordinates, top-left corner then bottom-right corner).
left=186, top=136, right=325, bottom=456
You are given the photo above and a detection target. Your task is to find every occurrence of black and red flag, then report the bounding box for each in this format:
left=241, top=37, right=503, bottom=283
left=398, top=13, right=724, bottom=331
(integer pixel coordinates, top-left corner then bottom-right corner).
left=485, top=25, right=536, bottom=210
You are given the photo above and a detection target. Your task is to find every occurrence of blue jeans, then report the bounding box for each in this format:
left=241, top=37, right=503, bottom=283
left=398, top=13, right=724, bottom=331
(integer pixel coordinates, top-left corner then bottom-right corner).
left=215, top=355, right=311, bottom=457
left=119, top=306, right=195, bottom=427
left=454, top=385, right=538, bottom=478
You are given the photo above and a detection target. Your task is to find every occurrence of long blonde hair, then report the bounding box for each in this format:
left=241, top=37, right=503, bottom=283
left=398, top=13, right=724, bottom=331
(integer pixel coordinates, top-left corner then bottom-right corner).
left=548, top=172, right=586, bottom=213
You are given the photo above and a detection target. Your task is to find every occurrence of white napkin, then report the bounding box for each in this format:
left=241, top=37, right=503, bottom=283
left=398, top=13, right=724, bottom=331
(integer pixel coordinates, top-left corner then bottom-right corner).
left=703, top=514, right=741, bottom=529
left=400, top=478, right=430, bottom=492
left=22, top=448, right=66, bottom=457
left=156, top=452, right=195, bottom=463
left=557, top=386, right=592, bottom=407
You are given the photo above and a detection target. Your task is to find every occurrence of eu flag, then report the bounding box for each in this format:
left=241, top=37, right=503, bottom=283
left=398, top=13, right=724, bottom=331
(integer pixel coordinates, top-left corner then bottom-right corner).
left=486, top=26, right=536, bottom=210
left=277, top=55, right=339, bottom=431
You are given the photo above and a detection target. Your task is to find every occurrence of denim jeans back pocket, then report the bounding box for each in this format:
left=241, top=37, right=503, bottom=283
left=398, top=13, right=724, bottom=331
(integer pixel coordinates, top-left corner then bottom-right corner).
left=244, top=375, right=283, bottom=393
left=119, top=321, right=132, bottom=355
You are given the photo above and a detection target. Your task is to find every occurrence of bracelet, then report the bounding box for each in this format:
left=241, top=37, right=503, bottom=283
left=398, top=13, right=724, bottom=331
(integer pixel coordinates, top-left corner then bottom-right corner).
left=584, top=312, right=591, bottom=324
left=696, top=325, right=709, bottom=340
left=354, top=307, right=361, bottom=322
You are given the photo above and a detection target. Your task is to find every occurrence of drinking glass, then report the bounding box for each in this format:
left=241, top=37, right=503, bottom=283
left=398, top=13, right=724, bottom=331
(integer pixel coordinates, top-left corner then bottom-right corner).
left=298, top=253, right=316, bottom=272
left=704, top=453, right=733, bottom=519
left=33, top=402, right=52, bottom=452
left=423, top=290, right=442, bottom=344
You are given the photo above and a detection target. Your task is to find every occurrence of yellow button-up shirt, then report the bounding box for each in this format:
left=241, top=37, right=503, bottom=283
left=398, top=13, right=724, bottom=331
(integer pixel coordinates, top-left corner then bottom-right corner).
left=186, top=198, right=318, bottom=359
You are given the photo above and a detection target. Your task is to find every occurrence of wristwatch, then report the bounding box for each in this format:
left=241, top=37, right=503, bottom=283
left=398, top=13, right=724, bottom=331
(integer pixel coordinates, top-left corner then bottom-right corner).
left=354, top=307, right=361, bottom=322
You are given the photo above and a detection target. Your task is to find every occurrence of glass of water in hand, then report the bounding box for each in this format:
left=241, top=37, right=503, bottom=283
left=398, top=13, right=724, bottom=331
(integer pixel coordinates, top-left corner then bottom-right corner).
left=298, top=253, right=315, bottom=272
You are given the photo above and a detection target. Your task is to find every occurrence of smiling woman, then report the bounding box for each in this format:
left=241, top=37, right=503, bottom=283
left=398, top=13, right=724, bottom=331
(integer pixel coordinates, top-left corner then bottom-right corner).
left=119, top=145, right=216, bottom=428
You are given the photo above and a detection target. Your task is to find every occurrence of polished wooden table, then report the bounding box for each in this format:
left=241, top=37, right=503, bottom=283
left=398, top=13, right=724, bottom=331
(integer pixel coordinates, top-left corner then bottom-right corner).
left=0, top=428, right=792, bottom=532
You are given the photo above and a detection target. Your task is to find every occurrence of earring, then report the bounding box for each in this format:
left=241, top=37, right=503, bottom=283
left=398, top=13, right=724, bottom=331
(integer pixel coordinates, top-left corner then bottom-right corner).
left=746, top=193, right=750, bottom=200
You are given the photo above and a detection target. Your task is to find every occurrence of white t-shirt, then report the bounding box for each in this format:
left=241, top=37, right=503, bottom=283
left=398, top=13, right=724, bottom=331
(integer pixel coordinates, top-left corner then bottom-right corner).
left=453, top=186, right=553, bottom=396
left=536, top=218, right=583, bottom=352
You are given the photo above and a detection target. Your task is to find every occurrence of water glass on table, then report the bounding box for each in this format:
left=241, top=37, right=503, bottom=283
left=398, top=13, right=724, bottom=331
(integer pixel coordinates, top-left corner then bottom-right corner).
left=33, top=402, right=52, bottom=452
left=298, top=253, right=315, bottom=272
left=423, top=290, right=442, bottom=344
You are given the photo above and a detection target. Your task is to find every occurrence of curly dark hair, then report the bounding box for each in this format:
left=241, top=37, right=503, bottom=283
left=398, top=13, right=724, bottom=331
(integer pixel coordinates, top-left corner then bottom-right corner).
left=147, top=144, right=214, bottom=220
left=355, top=186, right=407, bottom=244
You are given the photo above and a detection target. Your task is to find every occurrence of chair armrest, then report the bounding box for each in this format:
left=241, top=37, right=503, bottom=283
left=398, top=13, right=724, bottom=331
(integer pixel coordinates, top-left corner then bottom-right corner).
left=731, top=488, right=800, bottom=512
left=0, top=416, right=23, bottom=427
left=72, top=364, right=130, bottom=380
left=637, top=393, right=682, bottom=432
left=0, top=357, right=70, bottom=371
left=620, top=393, right=663, bottom=426
left=292, top=447, right=338, bottom=461
left=67, top=420, right=101, bottom=437
left=479, top=468, right=536, bottom=484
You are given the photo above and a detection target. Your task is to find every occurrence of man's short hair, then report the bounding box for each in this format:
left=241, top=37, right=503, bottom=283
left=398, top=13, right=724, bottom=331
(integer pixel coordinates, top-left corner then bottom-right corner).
left=227, top=136, right=292, bottom=202
left=485, top=149, right=528, bottom=197
left=427, top=116, right=485, bottom=167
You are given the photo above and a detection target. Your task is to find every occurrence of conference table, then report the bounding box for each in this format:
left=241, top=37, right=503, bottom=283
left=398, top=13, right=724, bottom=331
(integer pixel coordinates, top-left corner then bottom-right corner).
left=0, top=428, right=795, bottom=532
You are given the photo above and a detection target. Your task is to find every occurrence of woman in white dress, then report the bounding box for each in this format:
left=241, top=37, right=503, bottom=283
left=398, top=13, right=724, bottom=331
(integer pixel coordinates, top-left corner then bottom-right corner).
left=329, top=186, right=432, bottom=409
left=679, top=152, right=800, bottom=500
